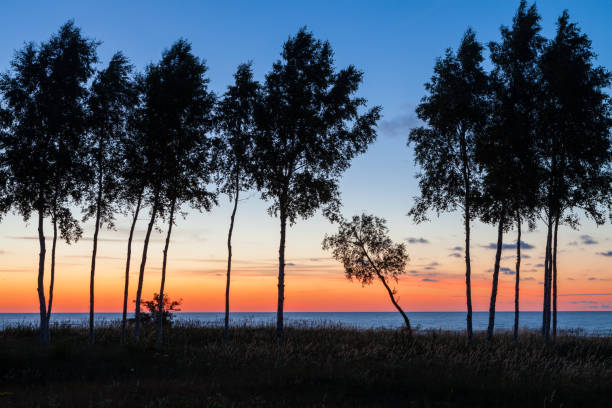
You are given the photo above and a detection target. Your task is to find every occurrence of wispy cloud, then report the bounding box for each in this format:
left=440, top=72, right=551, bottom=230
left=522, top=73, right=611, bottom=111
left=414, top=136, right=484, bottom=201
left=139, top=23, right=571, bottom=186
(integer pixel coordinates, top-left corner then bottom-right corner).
left=7, top=235, right=125, bottom=243
left=0, top=268, right=31, bottom=273
left=405, top=237, right=429, bottom=244
left=421, top=278, right=438, bottom=282
left=486, top=267, right=515, bottom=275
left=481, top=241, right=534, bottom=250
left=379, top=106, right=419, bottom=138
left=580, top=235, right=598, bottom=245
left=422, top=261, right=439, bottom=271
left=568, top=300, right=611, bottom=309
left=597, top=251, right=612, bottom=257
left=449, top=252, right=462, bottom=258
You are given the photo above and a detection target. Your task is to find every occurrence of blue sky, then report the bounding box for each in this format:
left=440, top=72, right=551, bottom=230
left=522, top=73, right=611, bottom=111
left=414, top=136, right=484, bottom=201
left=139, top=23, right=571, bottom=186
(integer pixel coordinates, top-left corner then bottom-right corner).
left=0, top=1, right=610, bottom=312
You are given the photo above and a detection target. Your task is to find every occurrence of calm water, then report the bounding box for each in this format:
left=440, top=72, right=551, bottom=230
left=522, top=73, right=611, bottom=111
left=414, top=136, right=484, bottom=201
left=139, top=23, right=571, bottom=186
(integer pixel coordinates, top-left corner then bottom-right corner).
left=1, top=312, right=611, bottom=335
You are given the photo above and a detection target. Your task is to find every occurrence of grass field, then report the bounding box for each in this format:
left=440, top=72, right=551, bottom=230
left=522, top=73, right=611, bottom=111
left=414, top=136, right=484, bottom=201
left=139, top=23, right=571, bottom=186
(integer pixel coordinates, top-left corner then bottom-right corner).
left=0, top=322, right=610, bottom=407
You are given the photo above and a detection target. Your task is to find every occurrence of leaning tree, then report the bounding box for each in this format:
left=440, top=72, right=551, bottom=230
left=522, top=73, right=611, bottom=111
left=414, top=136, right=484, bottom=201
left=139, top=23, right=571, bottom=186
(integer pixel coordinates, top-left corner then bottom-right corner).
left=323, top=214, right=412, bottom=333
left=215, top=63, right=259, bottom=344
left=85, top=52, right=137, bottom=345
left=408, top=28, right=488, bottom=341
left=0, top=22, right=97, bottom=344
left=252, top=28, right=380, bottom=342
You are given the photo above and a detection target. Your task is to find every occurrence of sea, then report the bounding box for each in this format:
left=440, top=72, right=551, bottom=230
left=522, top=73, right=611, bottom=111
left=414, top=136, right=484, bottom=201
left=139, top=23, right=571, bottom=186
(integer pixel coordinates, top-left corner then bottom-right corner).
left=1, top=311, right=611, bottom=335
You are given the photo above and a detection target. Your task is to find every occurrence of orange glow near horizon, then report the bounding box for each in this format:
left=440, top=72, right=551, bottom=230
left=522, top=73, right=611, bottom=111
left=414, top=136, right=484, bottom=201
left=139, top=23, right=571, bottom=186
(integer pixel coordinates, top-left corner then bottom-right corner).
left=1, top=261, right=611, bottom=313
left=0, top=209, right=610, bottom=314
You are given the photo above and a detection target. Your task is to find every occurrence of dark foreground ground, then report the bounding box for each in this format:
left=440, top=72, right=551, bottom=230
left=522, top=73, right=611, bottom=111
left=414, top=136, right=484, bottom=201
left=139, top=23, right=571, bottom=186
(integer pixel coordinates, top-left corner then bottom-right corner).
left=0, top=323, right=610, bottom=407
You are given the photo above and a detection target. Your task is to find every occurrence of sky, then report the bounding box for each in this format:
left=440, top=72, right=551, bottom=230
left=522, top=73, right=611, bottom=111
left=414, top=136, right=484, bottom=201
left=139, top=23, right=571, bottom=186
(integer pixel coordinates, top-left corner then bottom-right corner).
left=0, top=0, right=610, bottom=313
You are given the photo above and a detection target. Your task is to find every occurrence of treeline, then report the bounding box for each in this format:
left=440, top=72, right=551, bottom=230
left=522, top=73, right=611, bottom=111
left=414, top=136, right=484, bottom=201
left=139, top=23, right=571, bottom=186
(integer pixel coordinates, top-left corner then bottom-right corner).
left=0, top=22, right=380, bottom=345
left=0, top=1, right=610, bottom=348
left=408, top=1, right=611, bottom=343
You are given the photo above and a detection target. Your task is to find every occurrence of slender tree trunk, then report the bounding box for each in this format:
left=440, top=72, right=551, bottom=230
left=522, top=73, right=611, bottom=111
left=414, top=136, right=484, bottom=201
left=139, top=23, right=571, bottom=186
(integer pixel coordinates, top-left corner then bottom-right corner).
left=224, top=183, right=239, bottom=344
left=513, top=212, right=521, bottom=342
left=464, top=207, right=473, bottom=341
left=459, top=131, right=473, bottom=341
left=46, top=212, right=58, bottom=327
left=134, top=198, right=158, bottom=344
left=157, top=198, right=176, bottom=348
left=37, top=208, right=49, bottom=345
left=359, top=241, right=412, bottom=334
left=487, top=213, right=505, bottom=342
left=276, top=205, right=287, bottom=344
left=542, top=214, right=553, bottom=342
left=552, top=213, right=559, bottom=338
left=89, top=175, right=103, bottom=346
left=121, top=193, right=142, bottom=345
left=545, top=150, right=557, bottom=342
left=378, top=272, right=411, bottom=333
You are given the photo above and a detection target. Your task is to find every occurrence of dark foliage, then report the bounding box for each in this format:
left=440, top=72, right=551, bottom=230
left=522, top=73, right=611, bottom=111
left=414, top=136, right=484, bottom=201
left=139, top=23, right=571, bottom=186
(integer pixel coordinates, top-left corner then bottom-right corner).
left=323, top=214, right=412, bottom=331
left=408, top=28, right=488, bottom=340
left=479, top=0, right=544, bottom=342
left=85, top=52, right=137, bottom=345
left=0, top=21, right=98, bottom=344
left=215, top=62, right=260, bottom=343
left=252, top=27, right=381, bottom=341
left=129, top=39, right=217, bottom=345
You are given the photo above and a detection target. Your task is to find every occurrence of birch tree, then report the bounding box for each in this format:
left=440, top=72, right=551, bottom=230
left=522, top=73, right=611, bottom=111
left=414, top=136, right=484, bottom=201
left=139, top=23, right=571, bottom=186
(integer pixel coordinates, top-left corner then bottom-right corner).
left=486, top=0, right=543, bottom=341
left=252, top=28, right=380, bottom=343
left=85, top=52, right=136, bottom=345
left=215, top=63, right=259, bottom=344
left=0, top=22, right=97, bottom=344
left=408, top=28, right=488, bottom=341
left=152, top=40, right=216, bottom=347
left=538, top=11, right=612, bottom=340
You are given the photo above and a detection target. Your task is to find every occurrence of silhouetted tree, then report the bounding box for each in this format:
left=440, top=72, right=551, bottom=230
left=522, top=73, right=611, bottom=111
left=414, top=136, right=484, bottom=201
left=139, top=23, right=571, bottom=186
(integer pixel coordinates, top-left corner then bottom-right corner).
left=85, top=52, right=136, bottom=345
left=408, top=29, right=488, bottom=341
left=0, top=22, right=97, bottom=344
left=252, top=28, right=380, bottom=342
left=215, top=63, right=259, bottom=344
left=130, top=40, right=215, bottom=345
left=485, top=0, right=543, bottom=341
left=137, top=293, right=182, bottom=326
left=538, top=11, right=612, bottom=339
left=151, top=40, right=216, bottom=348
left=323, top=214, right=411, bottom=332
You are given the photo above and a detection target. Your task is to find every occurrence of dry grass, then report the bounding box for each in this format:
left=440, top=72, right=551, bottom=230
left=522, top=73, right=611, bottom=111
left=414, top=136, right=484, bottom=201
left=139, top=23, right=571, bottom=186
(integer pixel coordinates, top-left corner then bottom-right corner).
left=0, top=322, right=610, bottom=407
